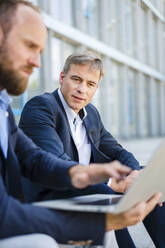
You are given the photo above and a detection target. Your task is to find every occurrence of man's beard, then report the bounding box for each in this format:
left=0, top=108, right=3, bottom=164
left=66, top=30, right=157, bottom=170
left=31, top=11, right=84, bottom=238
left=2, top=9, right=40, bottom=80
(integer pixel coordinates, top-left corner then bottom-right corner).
left=0, top=62, right=28, bottom=96
left=0, top=42, right=29, bottom=96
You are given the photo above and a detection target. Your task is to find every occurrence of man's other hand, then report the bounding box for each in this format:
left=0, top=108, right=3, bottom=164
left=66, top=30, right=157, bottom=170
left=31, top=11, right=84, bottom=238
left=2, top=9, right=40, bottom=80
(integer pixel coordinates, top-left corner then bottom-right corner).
left=69, top=161, right=131, bottom=189
left=106, top=192, right=161, bottom=231
left=111, top=169, right=140, bottom=193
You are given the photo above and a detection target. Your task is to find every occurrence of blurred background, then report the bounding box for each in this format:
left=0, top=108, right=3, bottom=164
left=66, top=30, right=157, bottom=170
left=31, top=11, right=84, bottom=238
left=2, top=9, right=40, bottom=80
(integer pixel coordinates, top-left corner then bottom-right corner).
left=12, top=0, right=165, bottom=140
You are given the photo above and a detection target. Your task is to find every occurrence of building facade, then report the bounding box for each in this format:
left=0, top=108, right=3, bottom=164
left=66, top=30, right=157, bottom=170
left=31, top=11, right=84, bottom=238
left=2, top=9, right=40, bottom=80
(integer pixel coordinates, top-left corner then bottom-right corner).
left=12, top=0, right=165, bottom=139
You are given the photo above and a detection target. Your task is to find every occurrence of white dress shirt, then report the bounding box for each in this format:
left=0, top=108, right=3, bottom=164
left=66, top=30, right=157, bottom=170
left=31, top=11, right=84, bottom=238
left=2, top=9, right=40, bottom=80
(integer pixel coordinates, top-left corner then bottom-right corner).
left=58, top=89, right=91, bottom=165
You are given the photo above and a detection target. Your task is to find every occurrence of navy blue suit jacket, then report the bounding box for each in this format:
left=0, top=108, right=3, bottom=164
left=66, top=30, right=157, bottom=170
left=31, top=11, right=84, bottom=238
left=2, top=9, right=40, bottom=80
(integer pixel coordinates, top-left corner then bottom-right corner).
left=0, top=106, right=105, bottom=244
left=19, top=89, right=140, bottom=202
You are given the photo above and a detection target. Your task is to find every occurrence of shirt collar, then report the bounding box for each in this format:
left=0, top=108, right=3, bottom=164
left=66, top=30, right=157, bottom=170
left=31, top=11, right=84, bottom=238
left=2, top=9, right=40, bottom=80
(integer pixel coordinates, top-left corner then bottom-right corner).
left=58, top=88, right=87, bottom=123
left=0, top=89, right=12, bottom=109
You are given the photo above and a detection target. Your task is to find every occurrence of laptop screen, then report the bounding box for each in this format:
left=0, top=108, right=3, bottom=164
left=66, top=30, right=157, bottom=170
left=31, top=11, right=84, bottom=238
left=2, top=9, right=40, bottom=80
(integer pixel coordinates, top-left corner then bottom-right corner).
left=75, top=196, right=122, bottom=206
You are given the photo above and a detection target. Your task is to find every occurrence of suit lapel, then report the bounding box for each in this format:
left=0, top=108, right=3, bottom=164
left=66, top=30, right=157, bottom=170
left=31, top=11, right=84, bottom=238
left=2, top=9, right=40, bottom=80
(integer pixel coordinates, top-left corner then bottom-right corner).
left=0, top=148, right=5, bottom=182
left=5, top=109, right=24, bottom=201
left=83, top=117, right=94, bottom=144
left=83, top=114, right=111, bottom=163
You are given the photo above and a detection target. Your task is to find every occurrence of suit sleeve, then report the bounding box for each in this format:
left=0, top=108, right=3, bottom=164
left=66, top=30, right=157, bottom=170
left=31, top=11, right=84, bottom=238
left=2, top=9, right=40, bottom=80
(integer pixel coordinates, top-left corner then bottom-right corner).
left=0, top=171, right=105, bottom=244
left=94, top=107, right=140, bottom=170
left=15, top=127, right=76, bottom=190
left=19, top=96, right=72, bottom=161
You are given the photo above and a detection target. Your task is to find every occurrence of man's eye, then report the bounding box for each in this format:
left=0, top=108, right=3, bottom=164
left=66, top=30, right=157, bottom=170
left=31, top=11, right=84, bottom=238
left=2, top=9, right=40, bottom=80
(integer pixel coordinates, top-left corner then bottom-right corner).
left=72, top=77, right=80, bottom=82
left=88, top=83, right=95, bottom=87
left=26, top=42, right=35, bottom=49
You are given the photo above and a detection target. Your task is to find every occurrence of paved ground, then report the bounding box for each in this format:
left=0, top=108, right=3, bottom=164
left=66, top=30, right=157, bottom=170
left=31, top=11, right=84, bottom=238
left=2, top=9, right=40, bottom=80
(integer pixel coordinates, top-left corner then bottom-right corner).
left=60, top=137, right=165, bottom=248
left=120, top=137, right=164, bottom=166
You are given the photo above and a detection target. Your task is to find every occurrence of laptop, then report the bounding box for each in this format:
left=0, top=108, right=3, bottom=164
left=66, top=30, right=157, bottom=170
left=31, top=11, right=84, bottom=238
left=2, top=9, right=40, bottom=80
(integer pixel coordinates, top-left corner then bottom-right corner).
left=33, top=139, right=165, bottom=214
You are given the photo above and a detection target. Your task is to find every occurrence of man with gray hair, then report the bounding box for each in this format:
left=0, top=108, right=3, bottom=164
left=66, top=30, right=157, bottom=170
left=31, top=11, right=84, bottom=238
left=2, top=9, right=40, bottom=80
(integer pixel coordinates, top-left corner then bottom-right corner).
left=20, top=50, right=165, bottom=248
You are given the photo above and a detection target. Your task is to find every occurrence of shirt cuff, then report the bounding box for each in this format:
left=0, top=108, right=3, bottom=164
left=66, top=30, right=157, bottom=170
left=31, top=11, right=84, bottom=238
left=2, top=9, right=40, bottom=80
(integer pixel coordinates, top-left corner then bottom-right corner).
left=107, top=178, right=112, bottom=187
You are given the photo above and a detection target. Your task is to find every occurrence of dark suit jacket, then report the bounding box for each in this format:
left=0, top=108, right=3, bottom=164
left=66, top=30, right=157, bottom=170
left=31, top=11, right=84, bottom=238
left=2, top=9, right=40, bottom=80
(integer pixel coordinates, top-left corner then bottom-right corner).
left=19, top=89, right=140, bottom=202
left=0, top=106, right=105, bottom=245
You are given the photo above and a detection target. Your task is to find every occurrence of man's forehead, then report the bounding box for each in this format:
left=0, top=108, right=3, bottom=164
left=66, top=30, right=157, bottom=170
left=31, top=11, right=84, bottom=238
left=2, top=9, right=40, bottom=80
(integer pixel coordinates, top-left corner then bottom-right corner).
left=68, top=64, right=100, bottom=78
left=11, top=4, right=47, bottom=48
left=15, top=4, right=46, bottom=31
left=69, top=63, right=93, bottom=71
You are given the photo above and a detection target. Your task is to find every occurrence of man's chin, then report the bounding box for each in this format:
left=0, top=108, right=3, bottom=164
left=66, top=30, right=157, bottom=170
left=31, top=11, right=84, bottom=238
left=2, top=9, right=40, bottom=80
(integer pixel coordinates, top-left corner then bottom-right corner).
left=0, top=62, right=29, bottom=96
left=7, top=84, right=27, bottom=96
left=6, top=78, right=28, bottom=96
left=7, top=89, right=25, bottom=96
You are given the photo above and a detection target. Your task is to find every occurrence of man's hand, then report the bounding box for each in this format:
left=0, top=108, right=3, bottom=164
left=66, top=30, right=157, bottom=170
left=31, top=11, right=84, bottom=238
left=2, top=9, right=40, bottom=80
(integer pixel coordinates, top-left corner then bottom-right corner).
left=106, top=192, right=161, bottom=231
left=69, top=161, right=131, bottom=189
left=110, top=170, right=140, bottom=193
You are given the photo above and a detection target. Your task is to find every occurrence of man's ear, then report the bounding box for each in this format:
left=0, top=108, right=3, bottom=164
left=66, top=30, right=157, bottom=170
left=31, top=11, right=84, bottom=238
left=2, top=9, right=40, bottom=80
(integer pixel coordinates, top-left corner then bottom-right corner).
left=0, top=26, right=3, bottom=46
left=59, top=71, right=65, bottom=86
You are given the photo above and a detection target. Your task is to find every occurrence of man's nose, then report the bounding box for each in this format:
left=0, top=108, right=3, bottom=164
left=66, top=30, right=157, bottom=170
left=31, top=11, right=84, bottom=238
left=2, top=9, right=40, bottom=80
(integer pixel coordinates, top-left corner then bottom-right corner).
left=77, top=82, right=87, bottom=93
left=28, top=54, right=41, bottom=68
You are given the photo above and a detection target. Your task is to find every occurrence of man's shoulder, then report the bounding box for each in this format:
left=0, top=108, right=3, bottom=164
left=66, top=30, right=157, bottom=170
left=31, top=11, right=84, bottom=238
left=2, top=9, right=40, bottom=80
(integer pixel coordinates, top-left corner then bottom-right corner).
left=22, top=90, right=59, bottom=112
left=28, top=90, right=57, bottom=105
left=19, top=89, right=64, bottom=124
left=86, top=103, right=99, bottom=115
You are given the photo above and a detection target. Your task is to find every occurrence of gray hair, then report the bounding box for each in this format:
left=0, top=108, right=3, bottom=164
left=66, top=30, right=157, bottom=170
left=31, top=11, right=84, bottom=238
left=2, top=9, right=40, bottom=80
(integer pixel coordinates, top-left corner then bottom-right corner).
left=63, top=50, right=104, bottom=80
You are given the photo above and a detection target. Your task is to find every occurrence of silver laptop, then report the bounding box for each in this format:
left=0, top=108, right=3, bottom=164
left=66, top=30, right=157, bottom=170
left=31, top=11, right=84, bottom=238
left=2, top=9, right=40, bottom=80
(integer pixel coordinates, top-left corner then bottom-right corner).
left=34, top=139, right=165, bottom=214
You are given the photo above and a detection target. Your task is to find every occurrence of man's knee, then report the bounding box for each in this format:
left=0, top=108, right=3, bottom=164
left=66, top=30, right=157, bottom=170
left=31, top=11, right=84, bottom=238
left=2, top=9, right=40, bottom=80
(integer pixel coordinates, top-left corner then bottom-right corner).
left=32, top=234, right=59, bottom=248
left=0, top=234, right=58, bottom=248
